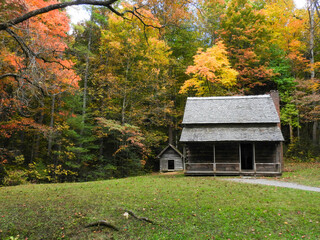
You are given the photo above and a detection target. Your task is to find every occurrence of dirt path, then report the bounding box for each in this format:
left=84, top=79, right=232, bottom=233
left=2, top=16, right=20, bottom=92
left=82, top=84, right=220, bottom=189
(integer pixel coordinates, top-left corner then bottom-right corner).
left=224, top=178, right=320, bottom=192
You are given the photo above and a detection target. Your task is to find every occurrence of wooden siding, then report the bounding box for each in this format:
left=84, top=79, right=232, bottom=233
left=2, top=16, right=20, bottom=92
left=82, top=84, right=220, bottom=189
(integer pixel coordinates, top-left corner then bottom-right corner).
left=159, top=148, right=183, bottom=172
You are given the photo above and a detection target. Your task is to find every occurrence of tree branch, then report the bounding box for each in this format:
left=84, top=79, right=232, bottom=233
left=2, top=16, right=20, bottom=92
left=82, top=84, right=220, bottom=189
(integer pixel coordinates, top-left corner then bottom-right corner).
left=0, top=0, right=119, bottom=31
left=6, top=28, right=71, bottom=69
left=125, top=8, right=165, bottom=30
left=0, top=0, right=165, bottom=32
left=124, top=209, right=155, bottom=224
left=5, top=28, right=35, bottom=60
left=0, top=73, right=45, bottom=96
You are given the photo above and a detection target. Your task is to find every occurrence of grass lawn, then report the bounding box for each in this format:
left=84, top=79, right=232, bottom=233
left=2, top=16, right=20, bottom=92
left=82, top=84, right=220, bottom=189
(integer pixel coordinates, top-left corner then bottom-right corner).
left=275, top=162, right=320, bottom=188
left=0, top=173, right=319, bottom=240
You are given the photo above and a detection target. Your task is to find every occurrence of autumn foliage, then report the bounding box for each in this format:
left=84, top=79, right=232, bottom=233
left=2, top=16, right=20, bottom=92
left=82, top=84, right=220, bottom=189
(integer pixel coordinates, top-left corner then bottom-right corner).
left=180, top=41, right=238, bottom=96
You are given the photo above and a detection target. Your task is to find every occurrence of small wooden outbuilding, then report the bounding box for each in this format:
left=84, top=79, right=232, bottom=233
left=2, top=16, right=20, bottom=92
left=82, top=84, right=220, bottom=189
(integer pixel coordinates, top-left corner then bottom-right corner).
left=157, top=144, right=183, bottom=172
left=180, top=92, right=284, bottom=176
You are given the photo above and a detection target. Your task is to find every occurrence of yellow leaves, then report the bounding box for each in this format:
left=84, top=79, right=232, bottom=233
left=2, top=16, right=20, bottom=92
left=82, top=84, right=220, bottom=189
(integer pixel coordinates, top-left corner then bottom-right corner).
left=264, top=0, right=306, bottom=52
left=108, top=41, right=122, bottom=50
left=179, top=78, right=204, bottom=95
left=47, top=164, right=77, bottom=176
left=180, top=41, right=238, bottom=96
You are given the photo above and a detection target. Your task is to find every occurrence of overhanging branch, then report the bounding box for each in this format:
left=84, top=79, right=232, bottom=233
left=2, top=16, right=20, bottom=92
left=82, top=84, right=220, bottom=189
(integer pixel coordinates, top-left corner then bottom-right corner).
left=0, top=0, right=119, bottom=31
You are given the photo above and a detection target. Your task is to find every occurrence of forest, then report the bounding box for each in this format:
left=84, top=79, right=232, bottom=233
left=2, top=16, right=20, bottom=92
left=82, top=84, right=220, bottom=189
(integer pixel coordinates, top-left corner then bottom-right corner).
left=0, top=0, right=319, bottom=185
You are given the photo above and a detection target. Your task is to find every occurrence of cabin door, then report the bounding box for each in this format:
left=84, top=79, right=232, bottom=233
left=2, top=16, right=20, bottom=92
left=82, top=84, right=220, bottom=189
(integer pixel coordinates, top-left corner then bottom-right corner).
left=168, top=160, right=175, bottom=170
left=241, top=144, right=254, bottom=170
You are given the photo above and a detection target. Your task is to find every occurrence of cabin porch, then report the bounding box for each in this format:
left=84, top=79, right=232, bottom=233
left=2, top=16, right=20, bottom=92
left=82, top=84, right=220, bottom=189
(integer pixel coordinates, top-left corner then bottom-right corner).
left=183, top=142, right=282, bottom=176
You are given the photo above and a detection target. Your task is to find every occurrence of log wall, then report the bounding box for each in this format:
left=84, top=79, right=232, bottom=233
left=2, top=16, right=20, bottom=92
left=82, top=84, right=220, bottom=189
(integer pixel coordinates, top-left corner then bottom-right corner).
left=186, top=143, right=213, bottom=163
left=215, top=143, right=239, bottom=163
left=255, top=142, right=276, bottom=163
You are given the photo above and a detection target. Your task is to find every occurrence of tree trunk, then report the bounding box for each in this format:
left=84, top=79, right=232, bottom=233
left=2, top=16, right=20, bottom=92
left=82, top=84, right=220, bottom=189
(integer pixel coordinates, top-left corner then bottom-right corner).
left=121, top=94, right=126, bottom=125
left=121, top=59, right=130, bottom=125
left=80, top=24, right=92, bottom=136
left=48, top=94, right=55, bottom=155
left=297, top=114, right=300, bottom=142
left=168, top=125, right=173, bottom=145
left=310, top=0, right=315, bottom=79
left=289, top=123, right=294, bottom=143
left=313, top=121, right=318, bottom=144
left=99, top=137, right=104, bottom=160
left=33, top=109, right=44, bottom=161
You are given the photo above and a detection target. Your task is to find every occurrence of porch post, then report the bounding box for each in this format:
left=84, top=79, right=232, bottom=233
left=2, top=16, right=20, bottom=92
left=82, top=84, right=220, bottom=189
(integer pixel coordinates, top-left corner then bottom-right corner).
left=276, top=142, right=281, bottom=173
left=253, top=143, right=256, bottom=173
left=183, top=144, right=186, bottom=171
left=239, top=143, right=241, bottom=172
left=213, top=143, right=216, bottom=172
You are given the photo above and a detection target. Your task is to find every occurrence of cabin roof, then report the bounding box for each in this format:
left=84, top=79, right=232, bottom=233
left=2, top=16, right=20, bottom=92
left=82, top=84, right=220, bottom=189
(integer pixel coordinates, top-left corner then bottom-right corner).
left=182, top=95, right=280, bottom=124
left=156, top=144, right=183, bottom=158
left=180, top=126, right=284, bottom=142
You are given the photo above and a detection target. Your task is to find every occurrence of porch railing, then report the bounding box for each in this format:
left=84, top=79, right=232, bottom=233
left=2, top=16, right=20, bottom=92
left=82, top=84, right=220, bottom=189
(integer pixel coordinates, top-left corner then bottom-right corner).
left=185, top=162, right=281, bottom=173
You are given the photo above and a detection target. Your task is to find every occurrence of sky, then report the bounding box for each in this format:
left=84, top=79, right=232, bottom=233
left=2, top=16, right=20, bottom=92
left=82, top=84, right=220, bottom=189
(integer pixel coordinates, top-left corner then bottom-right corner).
left=67, top=6, right=90, bottom=25
left=294, top=0, right=306, bottom=9
left=66, top=0, right=307, bottom=25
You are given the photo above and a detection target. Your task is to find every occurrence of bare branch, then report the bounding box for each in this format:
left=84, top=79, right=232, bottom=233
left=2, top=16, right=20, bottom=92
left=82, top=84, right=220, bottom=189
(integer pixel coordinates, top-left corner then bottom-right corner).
left=36, top=55, right=71, bottom=70
left=6, top=27, right=71, bottom=69
left=125, top=9, right=165, bottom=30
left=0, top=73, right=27, bottom=81
left=107, top=5, right=130, bottom=20
left=0, top=73, right=45, bottom=96
left=5, top=28, right=35, bottom=60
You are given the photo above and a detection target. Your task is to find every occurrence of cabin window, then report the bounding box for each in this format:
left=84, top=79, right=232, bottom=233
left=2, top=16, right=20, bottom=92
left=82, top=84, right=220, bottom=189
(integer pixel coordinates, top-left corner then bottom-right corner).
left=168, top=160, right=175, bottom=170
left=241, top=143, right=254, bottom=170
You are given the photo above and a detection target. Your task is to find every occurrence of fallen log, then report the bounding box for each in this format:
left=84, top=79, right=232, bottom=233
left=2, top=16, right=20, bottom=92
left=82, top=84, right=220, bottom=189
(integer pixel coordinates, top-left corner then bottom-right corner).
left=85, top=220, right=119, bottom=231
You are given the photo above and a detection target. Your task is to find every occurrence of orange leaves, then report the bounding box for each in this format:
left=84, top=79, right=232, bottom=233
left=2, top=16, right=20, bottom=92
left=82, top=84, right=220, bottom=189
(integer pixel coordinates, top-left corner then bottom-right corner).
left=0, top=117, right=49, bottom=139
left=1, top=0, right=80, bottom=99
left=180, top=41, right=238, bottom=96
left=136, top=0, right=191, bottom=26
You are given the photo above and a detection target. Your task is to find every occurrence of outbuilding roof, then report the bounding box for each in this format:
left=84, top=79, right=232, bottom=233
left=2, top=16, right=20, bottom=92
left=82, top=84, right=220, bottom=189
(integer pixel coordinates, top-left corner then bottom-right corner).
left=156, top=144, right=183, bottom=158
left=182, top=95, right=280, bottom=124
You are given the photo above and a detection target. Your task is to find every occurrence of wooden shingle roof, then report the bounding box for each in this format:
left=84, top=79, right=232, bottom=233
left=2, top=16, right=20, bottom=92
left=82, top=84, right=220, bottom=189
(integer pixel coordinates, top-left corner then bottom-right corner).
left=180, top=94, right=284, bottom=142
left=156, top=144, right=183, bottom=158
left=182, top=95, right=280, bottom=124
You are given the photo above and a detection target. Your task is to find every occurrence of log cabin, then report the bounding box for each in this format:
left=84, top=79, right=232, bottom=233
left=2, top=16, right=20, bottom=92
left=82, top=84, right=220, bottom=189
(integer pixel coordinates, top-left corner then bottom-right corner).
left=180, top=92, right=284, bottom=176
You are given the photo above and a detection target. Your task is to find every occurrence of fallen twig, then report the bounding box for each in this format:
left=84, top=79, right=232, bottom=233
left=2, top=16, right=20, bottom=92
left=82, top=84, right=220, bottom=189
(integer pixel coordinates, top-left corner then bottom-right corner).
left=124, top=210, right=155, bottom=224
left=85, top=220, right=119, bottom=231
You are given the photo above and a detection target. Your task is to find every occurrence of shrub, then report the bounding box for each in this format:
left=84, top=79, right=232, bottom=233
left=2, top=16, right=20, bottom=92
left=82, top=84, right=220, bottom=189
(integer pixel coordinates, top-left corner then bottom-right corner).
left=3, top=170, right=28, bottom=186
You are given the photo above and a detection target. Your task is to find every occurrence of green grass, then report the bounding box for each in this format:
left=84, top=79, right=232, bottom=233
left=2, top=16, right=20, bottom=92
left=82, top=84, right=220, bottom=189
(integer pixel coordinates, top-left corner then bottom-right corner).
left=0, top=172, right=319, bottom=240
left=274, top=162, right=320, bottom=187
